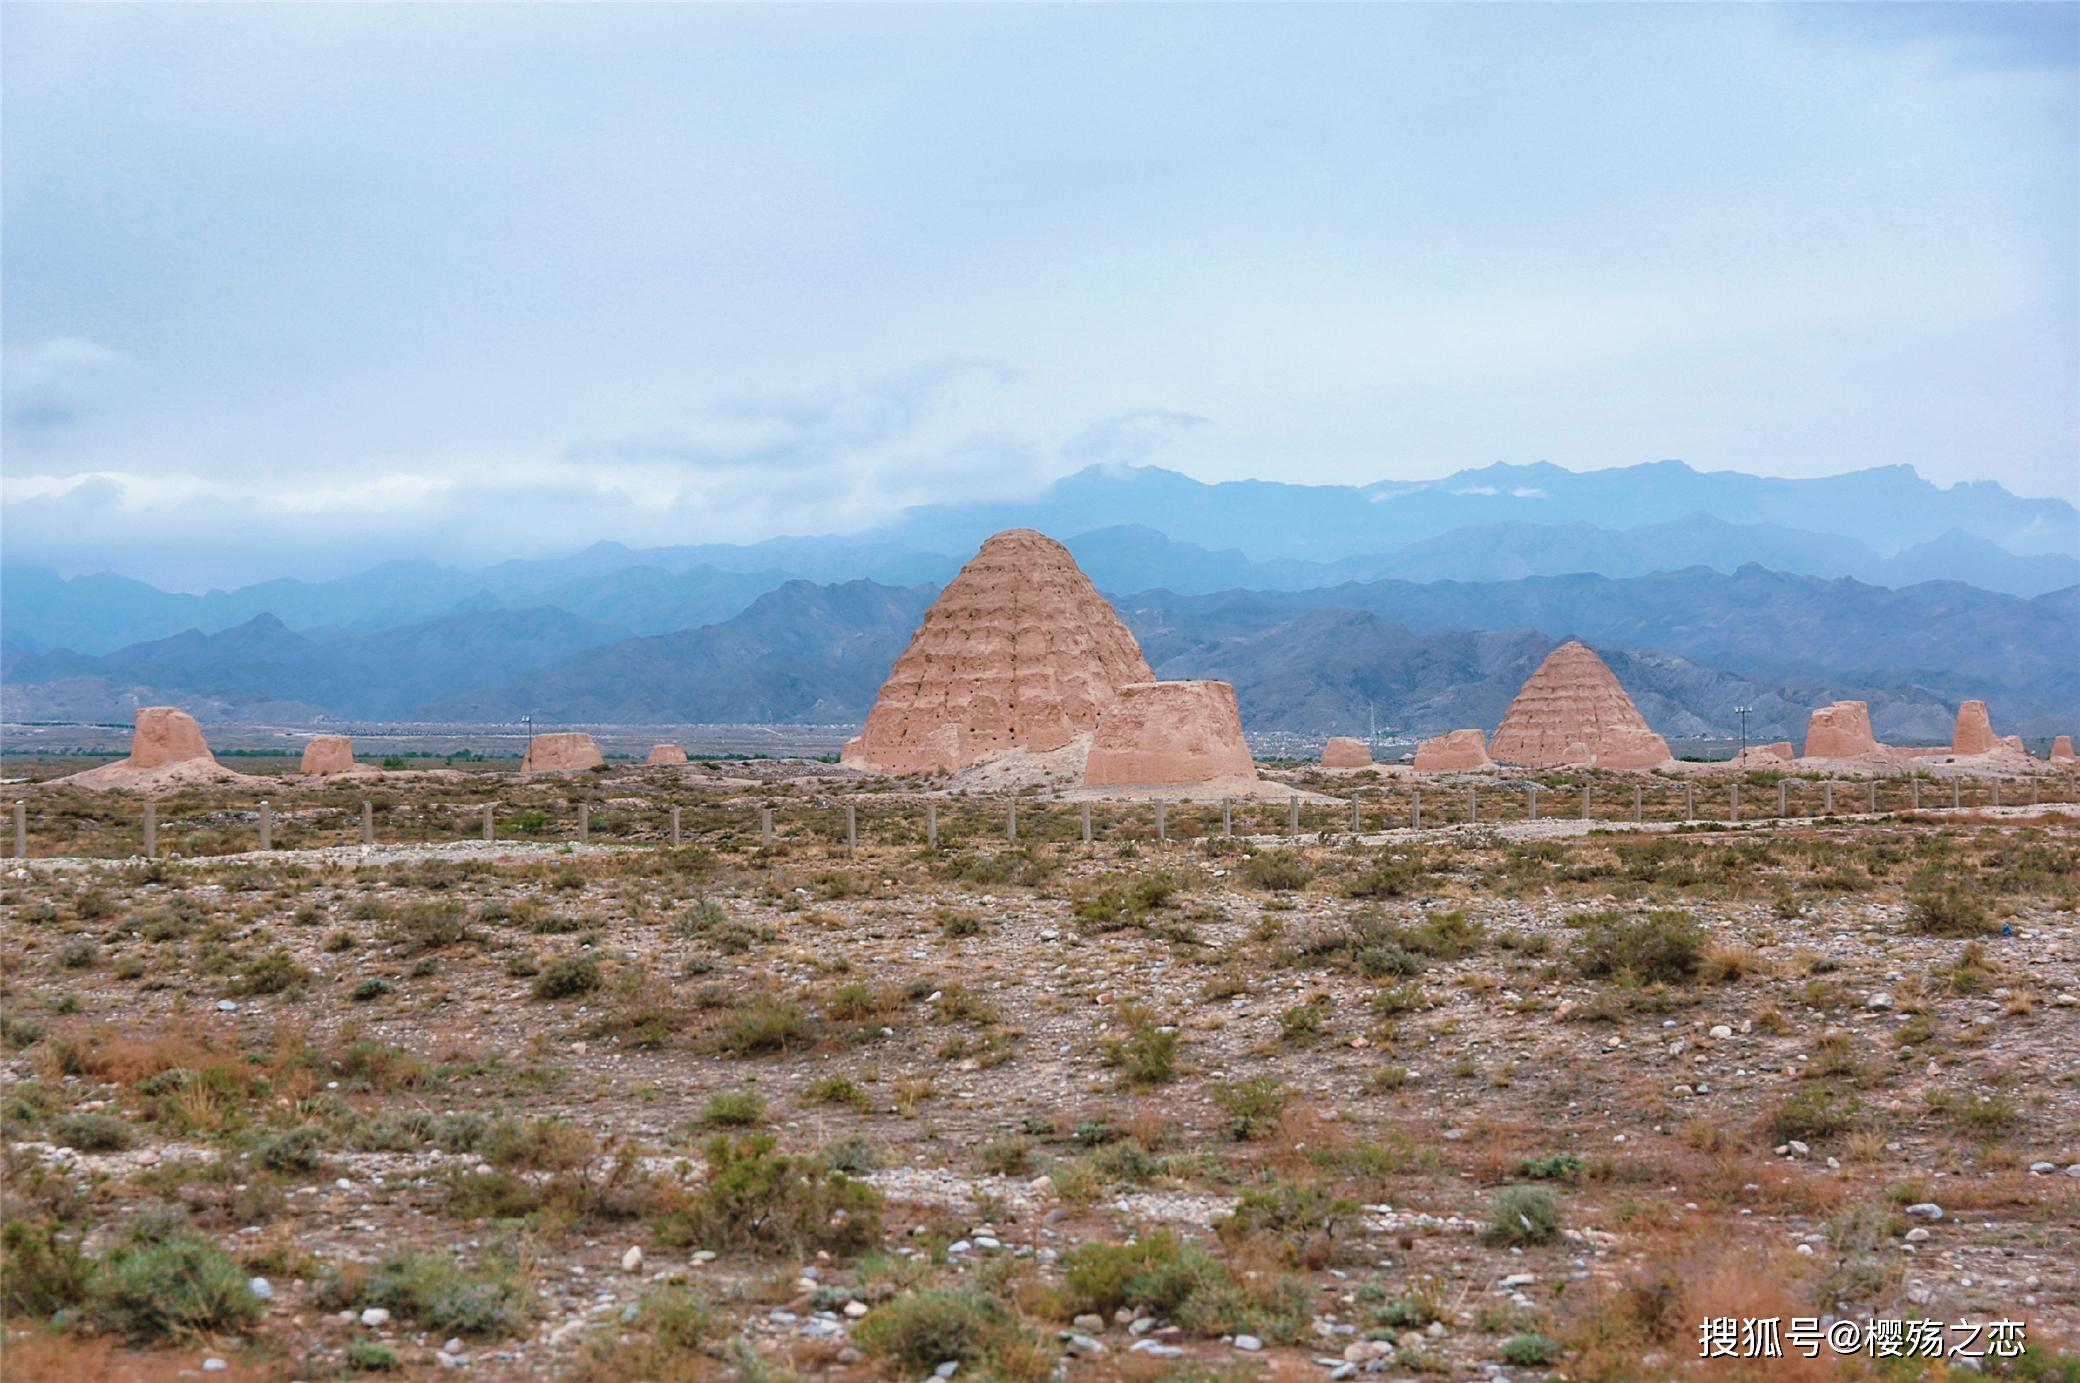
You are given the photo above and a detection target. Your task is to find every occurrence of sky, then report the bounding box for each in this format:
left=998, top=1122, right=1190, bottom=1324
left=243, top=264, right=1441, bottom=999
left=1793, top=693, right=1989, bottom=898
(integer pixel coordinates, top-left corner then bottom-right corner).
left=3, top=2, right=2076, bottom=589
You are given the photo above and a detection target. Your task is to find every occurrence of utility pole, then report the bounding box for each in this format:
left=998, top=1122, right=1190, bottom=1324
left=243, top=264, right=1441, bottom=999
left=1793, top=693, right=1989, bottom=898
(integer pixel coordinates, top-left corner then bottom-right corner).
left=1733, top=705, right=1752, bottom=763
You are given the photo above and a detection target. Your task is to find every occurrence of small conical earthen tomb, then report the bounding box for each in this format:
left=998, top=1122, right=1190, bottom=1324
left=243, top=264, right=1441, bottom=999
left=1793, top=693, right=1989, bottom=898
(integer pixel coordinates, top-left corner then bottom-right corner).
left=2053, top=735, right=2076, bottom=763
left=1804, top=700, right=1881, bottom=758
left=1487, top=641, right=1671, bottom=769
left=522, top=732, right=604, bottom=773
left=647, top=744, right=688, bottom=765
left=843, top=529, right=1154, bottom=775
left=1952, top=700, right=1999, bottom=755
left=1415, top=728, right=1493, bottom=771
left=300, top=735, right=356, bottom=775
left=1083, top=681, right=1256, bottom=787
left=1321, top=737, right=1372, bottom=768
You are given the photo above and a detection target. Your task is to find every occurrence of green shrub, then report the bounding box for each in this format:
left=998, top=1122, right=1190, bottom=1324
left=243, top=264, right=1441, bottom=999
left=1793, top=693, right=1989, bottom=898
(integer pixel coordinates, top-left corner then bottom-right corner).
left=1481, top=1186, right=1561, bottom=1246
left=1072, top=874, right=1178, bottom=930
left=1518, top=1152, right=1583, bottom=1182
left=358, top=1252, right=532, bottom=1337
left=87, top=1230, right=263, bottom=1342
left=346, top=1340, right=400, bottom=1370
left=236, top=949, right=313, bottom=995
left=807, top=1075, right=869, bottom=1108
left=1211, top=1077, right=1289, bottom=1141
left=1570, top=910, right=1704, bottom=983
left=1768, top=1085, right=1862, bottom=1143
left=1502, top=1333, right=1560, bottom=1365
left=702, top=1090, right=765, bottom=1127
left=1240, top=852, right=1311, bottom=892
left=1100, top=1008, right=1178, bottom=1086
left=853, top=1286, right=1034, bottom=1374
left=396, top=901, right=469, bottom=953
left=1906, top=889, right=1996, bottom=938
left=720, top=999, right=812, bottom=1055
left=252, top=1126, right=324, bottom=1173
left=531, top=955, right=600, bottom=1000
left=658, top=1134, right=881, bottom=1256
left=51, top=1112, right=137, bottom=1152
left=2, top=1219, right=88, bottom=1317
left=351, top=977, right=396, bottom=1002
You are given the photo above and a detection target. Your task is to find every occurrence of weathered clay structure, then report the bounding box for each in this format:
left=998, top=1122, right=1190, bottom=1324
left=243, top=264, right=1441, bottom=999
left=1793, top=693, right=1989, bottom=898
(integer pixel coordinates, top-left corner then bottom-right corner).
left=131, top=706, right=216, bottom=769
left=1803, top=700, right=1882, bottom=758
left=2053, top=735, right=2076, bottom=763
left=1321, top=737, right=1373, bottom=768
left=647, top=744, right=689, bottom=765
left=1082, top=681, right=1256, bottom=787
left=1952, top=700, right=2000, bottom=755
left=1487, top=641, right=1671, bottom=769
left=299, top=735, right=356, bottom=775
left=843, top=529, right=1154, bottom=774
left=522, top=732, right=604, bottom=773
left=1413, top=729, right=1494, bottom=771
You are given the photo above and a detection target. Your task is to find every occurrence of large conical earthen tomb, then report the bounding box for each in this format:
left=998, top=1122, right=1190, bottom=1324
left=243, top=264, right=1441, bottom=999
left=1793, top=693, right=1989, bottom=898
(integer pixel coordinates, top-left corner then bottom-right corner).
left=1487, top=641, right=1671, bottom=770
left=1951, top=700, right=2000, bottom=755
left=843, top=530, right=1154, bottom=775
left=56, top=706, right=250, bottom=793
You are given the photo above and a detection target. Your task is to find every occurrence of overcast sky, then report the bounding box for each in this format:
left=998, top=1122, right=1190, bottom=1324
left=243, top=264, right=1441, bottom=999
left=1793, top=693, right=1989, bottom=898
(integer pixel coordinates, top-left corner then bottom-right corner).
left=4, top=2, right=2076, bottom=588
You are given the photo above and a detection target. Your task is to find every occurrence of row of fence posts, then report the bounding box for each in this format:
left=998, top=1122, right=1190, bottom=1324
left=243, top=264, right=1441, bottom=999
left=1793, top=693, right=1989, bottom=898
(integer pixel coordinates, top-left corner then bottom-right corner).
left=2, top=774, right=2060, bottom=860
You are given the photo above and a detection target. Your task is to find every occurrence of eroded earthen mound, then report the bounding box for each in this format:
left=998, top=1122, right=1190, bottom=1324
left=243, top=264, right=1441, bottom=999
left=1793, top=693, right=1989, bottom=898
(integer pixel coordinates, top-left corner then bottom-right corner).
left=300, top=735, right=356, bottom=775
left=55, top=706, right=252, bottom=794
left=1804, top=700, right=1881, bottom=758
left=1321, top=737, right=1373, bottom=768
left=522, top=732, right=604, bottom=774
left=647, top=744, right=689, bottom=766
left=131, top=707, right=215, bottom=769
left=2054, top=735, right=2076, bottom=763
left=1414, top=729, right=1494, bottom=772
left=1082, top=681, right=1256, bottom=787
left=1952, top=700, right=1999, bottom=755
left=1487, top=642, right=1671, bottom=769
left=843, top=529, right=1154, bottom=774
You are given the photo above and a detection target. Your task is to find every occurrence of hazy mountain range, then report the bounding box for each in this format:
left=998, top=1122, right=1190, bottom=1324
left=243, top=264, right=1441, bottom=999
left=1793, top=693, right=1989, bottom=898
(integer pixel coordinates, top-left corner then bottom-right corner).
left=4, top=460, right=2075, bottom=743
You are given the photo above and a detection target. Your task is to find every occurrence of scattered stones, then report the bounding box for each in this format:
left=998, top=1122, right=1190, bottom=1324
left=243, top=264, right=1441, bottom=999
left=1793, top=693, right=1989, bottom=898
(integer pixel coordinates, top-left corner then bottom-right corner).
left=1904, top=1203, right=1944, bottom=1221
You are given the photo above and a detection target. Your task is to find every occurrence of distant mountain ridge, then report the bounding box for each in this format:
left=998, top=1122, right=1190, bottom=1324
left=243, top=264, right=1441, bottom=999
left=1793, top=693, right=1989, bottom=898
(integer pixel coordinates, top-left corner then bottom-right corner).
left=8, top=566, right=2071, bottom=741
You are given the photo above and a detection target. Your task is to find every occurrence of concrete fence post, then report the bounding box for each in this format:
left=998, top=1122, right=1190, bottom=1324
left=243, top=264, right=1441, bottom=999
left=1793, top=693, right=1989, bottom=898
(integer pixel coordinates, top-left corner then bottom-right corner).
left=1868, top=781, right=1878, bottom=814
left=578, top=803, right=590, bottom=844
left=1730, top=783, right=1740, bottom=823
left=845, top=802, right=857, bottom=851
left=260, top=801, right=273, bottom=852
left=1288, top=795, right=1299, bottom=834
left=927, top=802, right=938, bottom=848
left=1911, top=777, right=1920, bottom=810
left=1221, top=798, right=1232, bottom=837
left=1633, top=782, right=1643, bottom=824
left=1581, top=781, right=1592, bottom=820
left=361, top=801, right=373, bottom=846
left=2030, top=778, right=2038, bottom=807
left=760, top=805, right=774, bottom=848
left=1007, top=799, right=1018, bottom=842
left=1824, top=782, right=1835, bottom=816
left=1155, top=801, right=1166, bottom=841
left=12, top=801, right=23, bottom=860
left=1992, top=779, right=2001, bottom=809
left=1467, top=786, right=1477, bottom=823
left=1350, top=790, right=1361, bottom=832
left=1411, top=789, right=1421, bottom=831
left=483, top=804, right=494, bottom=841
left=1684, top=782, right=1694, bottom=820
left=670, top=806, right=682, bottom=849
left=1778, top=780, right=1789, bottom=817
left=1080, top=801, right=1091, bottom=843
left=1953, top=779, right=1961, bottom=810
left=1527, top=784, right=1538, bottom=821
left=144, top=802, right=156, bottom=858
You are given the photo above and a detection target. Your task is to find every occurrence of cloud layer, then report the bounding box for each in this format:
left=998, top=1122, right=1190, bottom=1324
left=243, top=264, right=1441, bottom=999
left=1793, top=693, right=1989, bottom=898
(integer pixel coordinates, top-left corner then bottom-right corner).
left=3, top=3, right=2074, bottom=587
